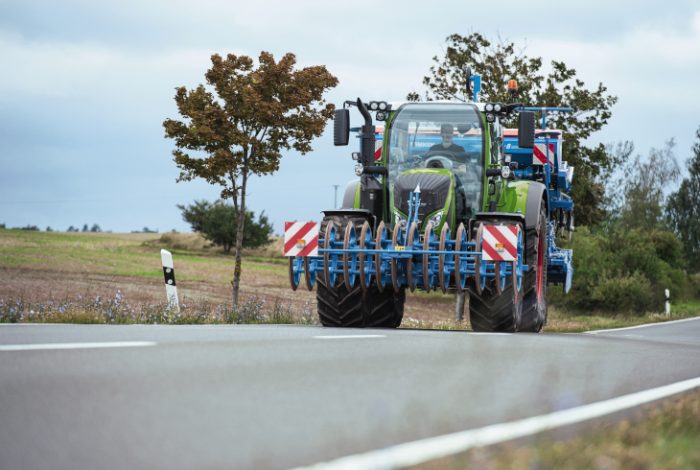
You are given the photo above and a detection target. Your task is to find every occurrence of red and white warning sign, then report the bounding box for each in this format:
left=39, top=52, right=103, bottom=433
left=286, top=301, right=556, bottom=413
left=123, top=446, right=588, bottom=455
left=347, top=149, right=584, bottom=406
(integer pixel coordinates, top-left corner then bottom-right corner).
left=532, top=143, right=556, bottom=166
left=283, top=221, right=320, bottom=257
left=374, top=139, right=383, bottom=161
left=481, top=225, right=519, bottom=261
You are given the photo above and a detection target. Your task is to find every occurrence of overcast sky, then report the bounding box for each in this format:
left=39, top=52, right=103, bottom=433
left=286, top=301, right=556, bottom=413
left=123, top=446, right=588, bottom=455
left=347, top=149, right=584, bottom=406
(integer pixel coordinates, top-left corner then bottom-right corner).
left=1, top=0, right=699, bottom=233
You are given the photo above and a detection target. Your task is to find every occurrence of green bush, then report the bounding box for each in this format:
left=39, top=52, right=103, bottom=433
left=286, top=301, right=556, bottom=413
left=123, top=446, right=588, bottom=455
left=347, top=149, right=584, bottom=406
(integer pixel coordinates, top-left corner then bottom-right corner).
left=178, top=200, right=273, bottom=253
left=552, top=224, right=689, bottom=314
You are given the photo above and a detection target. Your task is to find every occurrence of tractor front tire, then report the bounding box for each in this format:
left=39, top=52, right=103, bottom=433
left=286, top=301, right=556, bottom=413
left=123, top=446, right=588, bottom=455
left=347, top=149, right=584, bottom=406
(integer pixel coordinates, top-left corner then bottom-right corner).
left=468, top=281, right=523, bottom=333
left=316, top=215, right=405, bottom=328
left=468, top=223, right=524, bottom=333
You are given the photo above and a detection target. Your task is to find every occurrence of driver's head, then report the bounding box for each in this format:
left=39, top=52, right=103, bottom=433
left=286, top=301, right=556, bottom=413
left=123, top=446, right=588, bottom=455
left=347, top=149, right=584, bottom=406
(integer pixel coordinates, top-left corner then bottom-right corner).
left=440, top=123, right=454, bottom=147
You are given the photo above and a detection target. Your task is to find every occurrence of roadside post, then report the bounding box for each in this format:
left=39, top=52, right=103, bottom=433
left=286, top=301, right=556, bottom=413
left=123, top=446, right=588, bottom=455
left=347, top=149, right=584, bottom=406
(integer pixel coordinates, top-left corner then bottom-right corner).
left=665, top=289, right=671, bottom=316
left=160, top=249, right=180, bottom=312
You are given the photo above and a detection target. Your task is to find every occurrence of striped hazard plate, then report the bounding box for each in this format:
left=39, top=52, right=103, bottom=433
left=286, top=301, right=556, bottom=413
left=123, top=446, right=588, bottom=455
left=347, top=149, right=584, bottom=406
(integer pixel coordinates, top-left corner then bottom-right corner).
left=481, top=225, right=519, bottom=261
left=283, top=221, right=320, bottom=257
left=532, top=143, right=556, bottom=166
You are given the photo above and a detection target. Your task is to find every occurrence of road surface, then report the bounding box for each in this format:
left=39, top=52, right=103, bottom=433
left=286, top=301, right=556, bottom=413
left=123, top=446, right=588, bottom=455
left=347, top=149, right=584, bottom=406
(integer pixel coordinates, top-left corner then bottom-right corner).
left=1, top=318, right=699, bottom=469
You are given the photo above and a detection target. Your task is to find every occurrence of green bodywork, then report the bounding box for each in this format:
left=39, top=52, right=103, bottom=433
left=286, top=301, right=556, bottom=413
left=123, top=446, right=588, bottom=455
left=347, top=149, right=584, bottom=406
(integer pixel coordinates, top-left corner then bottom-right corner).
left=352, top=105, right=533, bottom=234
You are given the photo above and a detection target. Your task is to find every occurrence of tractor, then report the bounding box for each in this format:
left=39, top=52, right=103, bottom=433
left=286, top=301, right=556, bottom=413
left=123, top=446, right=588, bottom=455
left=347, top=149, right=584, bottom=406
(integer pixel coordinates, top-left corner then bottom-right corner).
left=285, top=74, right=575, bottom=332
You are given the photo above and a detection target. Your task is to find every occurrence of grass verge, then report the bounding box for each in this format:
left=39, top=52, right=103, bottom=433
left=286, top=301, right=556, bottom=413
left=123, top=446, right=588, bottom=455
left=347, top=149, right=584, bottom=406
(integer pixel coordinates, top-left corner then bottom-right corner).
left=0, top=292, right=317, bottom=326
left=419, top=389, right=700, bottom=469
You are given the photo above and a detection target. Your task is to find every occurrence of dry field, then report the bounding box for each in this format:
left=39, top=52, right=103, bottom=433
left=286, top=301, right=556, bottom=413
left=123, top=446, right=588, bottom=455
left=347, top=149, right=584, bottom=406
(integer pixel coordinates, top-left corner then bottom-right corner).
left=0, top=230, right=455, bottom=325
left=1, top=229, right=697, bottom=330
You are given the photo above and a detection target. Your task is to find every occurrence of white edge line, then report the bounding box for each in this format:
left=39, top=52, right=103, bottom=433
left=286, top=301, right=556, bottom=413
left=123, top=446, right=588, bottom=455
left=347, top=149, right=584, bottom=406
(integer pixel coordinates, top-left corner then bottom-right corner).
left=314, top=335, right=386, bottom=340
left=0, top=341, right=157, bottom=351
left=293, top=376, right=700, bottom=470
left=585, top=316, right=700, bottom=335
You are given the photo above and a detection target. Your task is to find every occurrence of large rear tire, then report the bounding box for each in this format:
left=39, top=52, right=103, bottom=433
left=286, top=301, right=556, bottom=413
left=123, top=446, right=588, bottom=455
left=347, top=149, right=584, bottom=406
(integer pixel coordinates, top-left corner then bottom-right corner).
left=316, top=215, right=405, bottom=328
left=520, top=201, right=548, bottom=332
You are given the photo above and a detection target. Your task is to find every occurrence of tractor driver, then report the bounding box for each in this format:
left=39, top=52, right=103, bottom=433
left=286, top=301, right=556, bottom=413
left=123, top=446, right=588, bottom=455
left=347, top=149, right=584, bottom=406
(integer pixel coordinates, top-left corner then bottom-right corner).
left=429, top=123, right=465, bottom=156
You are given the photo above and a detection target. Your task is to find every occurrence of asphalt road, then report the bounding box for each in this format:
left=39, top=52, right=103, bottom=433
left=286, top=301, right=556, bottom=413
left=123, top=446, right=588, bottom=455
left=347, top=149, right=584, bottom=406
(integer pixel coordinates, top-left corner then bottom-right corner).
left=1, top=318, right=699, bottom=469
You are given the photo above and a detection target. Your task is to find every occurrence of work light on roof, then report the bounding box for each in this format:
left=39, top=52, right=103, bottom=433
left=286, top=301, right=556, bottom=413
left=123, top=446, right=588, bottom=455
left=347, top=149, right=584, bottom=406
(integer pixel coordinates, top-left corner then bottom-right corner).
left=485, top=103, right=494, bottom=112
left=494, top=103, right=502, bottom=112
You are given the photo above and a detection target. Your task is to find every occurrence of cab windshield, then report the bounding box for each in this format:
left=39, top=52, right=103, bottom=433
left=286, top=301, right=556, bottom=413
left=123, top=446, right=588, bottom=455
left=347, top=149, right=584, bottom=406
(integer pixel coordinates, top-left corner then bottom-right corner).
left=386, top=103, right=484, bottom=218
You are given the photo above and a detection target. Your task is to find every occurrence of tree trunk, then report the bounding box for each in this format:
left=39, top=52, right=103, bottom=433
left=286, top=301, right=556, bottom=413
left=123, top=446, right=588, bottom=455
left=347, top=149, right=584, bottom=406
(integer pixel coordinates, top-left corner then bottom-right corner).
left=231, top=167, right=248, bottom=309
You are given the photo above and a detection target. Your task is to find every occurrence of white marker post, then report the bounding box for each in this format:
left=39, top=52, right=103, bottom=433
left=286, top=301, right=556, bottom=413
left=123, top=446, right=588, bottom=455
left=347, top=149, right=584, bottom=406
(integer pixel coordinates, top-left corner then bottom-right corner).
left=665, top=288, right=671, bottom=317
left=160, top=249, right=180, bottom=312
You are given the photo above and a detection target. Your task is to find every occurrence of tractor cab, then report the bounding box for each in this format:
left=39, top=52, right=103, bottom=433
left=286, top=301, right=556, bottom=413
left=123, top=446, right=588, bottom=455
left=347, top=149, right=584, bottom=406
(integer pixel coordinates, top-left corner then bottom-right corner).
left=384, top=103, right=485, bottom=232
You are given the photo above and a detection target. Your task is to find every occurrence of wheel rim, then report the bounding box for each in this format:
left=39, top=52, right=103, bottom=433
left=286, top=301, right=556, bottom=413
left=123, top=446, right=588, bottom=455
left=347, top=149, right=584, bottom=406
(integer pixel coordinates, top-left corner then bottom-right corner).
left=343, top=222, right=358, bottom=290
left=303, top=256, right=315, bottom=291
left=391, top=221, right=406, bottom=293
left=375, top=221, right=386, bottom=292
left=494, top=261, right=504, bottom=294
left=454, top=223, right=466, bottom=293
left=474, top=224, right=484, bottom=295
left=358, top=221, right=372, bottom=294
left=406, top=222, right=419, bottom=292
left=289, top=256, right=300, bottom=291
left=422, top=222, right=435, bottom=292
left=438, top=223, right=450, bottom=293
left=323, top=222, right=337, bottom=286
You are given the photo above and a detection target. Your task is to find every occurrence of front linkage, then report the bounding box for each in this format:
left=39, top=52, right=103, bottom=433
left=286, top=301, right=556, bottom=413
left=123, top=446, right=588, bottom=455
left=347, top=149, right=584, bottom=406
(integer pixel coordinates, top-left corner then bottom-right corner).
left=289, top=188, right=527, bottom=297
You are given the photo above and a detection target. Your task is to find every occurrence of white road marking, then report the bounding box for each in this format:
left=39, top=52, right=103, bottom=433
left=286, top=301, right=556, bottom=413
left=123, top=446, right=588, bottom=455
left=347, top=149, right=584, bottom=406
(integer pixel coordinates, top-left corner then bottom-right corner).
left=0, top=341, right=157, bottom=351
left=314, top=335, right=386, bottom=340
left=585, top=316, right=700, bottom=335
left=295, top=376, right=700, bottom=470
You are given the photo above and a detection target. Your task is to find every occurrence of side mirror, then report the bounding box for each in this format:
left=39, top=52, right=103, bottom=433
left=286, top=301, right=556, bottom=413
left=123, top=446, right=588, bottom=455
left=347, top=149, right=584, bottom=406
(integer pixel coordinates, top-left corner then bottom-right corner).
left=518, top=111, right=535, bottom=149
left=334, top=109, right=350, bottom=146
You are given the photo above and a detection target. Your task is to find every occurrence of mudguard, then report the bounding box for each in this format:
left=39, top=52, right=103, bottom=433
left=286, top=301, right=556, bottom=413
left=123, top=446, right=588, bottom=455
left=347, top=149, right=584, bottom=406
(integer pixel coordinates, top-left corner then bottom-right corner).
left=490, top=180, right=546, bottom=230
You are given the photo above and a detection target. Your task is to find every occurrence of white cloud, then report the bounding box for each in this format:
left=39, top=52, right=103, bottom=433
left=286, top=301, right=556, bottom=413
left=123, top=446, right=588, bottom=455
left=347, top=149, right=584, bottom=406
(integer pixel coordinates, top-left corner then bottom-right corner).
left=527, top=10, right=700, bottom=105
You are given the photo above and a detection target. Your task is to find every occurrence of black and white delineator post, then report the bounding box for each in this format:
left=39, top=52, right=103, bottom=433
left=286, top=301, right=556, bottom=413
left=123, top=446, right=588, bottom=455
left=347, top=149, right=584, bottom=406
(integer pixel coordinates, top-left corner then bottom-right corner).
left=160, top=249, right=180, bottom=312
left=665, top=288, right=671, bottom=316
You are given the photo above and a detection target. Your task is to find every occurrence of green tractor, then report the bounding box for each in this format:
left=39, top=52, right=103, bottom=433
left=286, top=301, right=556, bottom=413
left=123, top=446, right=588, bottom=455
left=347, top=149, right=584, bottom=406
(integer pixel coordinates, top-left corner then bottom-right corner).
left=285, top=74, right=574, bottom=332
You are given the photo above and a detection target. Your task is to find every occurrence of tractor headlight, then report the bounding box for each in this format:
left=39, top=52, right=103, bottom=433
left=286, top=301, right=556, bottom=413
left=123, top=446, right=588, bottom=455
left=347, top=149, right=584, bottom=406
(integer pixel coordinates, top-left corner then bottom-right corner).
left=428, top=211, right=444, bottom=228
left=376, top=111, right=386, bottom=121
left=355, top=163, right=364, bottom=176
left=486, top=113, right=496, bottom=123
left=351, top=152, right=360, bottom=161
left=501, top=166, right=511, bottom=179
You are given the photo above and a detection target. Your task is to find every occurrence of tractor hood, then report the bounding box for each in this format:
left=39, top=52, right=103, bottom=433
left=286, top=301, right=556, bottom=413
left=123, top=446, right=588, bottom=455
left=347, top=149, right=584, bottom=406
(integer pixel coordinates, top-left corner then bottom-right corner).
left=392, top=169, right=454, bottom=233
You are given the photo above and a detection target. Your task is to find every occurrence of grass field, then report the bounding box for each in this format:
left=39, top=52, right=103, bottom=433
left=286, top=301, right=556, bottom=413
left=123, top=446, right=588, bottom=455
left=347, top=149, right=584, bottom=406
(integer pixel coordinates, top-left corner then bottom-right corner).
left=1, top=229, right=698, bottom=330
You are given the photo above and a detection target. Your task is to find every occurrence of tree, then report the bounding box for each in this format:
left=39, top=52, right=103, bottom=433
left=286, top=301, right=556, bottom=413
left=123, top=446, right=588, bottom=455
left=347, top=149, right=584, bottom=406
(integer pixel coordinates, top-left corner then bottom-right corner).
left=164, top=51, right=337, bottom=307
left=618, top=140, right=680, bottom=230
left=81, top=224, right=89, bottom=232
left=413, top=33, right=619, bottom=226
left=667, top=126, right=700, bottom=270
left=178, top=200, right=273, bottom=253
left=90, top=224, right=101, bottom=233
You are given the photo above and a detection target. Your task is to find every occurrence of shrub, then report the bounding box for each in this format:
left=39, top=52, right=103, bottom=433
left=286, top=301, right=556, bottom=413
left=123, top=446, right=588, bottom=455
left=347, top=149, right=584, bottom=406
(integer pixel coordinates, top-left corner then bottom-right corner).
left=553, top=224, right=689, bottom=314
left=178, top=200, right=273, bottom=253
